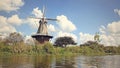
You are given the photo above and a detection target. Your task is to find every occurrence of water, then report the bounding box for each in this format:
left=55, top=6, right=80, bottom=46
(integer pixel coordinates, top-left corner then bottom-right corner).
left=0, top=55, right=120, bottom=68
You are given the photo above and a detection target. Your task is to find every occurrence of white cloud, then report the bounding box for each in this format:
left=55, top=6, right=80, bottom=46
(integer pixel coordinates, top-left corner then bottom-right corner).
left=79, top=32, right=94, bottom=44
left=32, top=7, right=43, bottom=18
left=97, top=9, right=120, bottom=46
left=0, top=0, right=24, bottom=12
left=100, top=34, right=117, bottom=46
left=99, top=21, right=120, bottom=46
left=99, top=25, right=106, bottom=34
left=78, top=19, right=120, bottom=46
left=48, top=24, right=56, bottom=32
left=79, top=21, right=120, bottom=46
left=56, top=15, right=76, bottom=32
left=0, top=24, right=16, bottom=33
left=107, top=21, right=120, bottom=34
left=0, top=16, right=16, bottom=33
left=114, top=9, right=120, bottom=16
left=26, top=7, right=43, bottom=29
left=26, top=18, right=39, bottom=29
left=0, top=16, right=7, bottom=27
left=29, top=8, right=77, bottom=34
left=7, top=14, right=23, bottom=26
left=56, top=31, right=77, bottom=42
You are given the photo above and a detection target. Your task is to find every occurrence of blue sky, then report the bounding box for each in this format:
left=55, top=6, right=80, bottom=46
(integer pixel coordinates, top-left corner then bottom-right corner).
left=0, top=0, right=120, bottom=45
left=22, top=0, right=119, bottom=34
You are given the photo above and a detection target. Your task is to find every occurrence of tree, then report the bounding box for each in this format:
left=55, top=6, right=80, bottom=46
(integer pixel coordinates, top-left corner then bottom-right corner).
left=6, top=32, right=24, bottom=45
left=80, top=41, right=98, bottom=46
left=54, top=36, right=76, bottom=47
left=94, top=32, right=100, bottom=43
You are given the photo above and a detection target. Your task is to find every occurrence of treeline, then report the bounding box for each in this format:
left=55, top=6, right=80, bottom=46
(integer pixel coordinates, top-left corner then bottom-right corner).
left=0, top=32, right=120, bottom=56
left=80, top=41, right=120, bottom=55
left=0, top=41, right=120, bottom=56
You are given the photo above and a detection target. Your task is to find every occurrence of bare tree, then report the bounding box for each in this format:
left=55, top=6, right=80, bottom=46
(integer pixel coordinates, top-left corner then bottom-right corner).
left=6, top=32, right=23, bottom=45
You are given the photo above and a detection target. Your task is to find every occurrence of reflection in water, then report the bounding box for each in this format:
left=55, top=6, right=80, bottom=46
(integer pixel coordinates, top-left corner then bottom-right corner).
left=0, top=55, right=120, bottom=68
left=0, top=56, right=34, bottom=68
left=75, top=55, right=120, bottom=68
left=34, top=55, right=53, bottom=68
left=53, top=56, right=76, bottom=68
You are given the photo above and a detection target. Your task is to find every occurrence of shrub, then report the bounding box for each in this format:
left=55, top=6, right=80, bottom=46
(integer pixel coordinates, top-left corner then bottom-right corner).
left=11, top=42, right=27, bottom=53
left=0, top=42, right=11, bottom=52
left=34, top=44, right=44, bottom=54
left=43, top=42, right=55, bottom=54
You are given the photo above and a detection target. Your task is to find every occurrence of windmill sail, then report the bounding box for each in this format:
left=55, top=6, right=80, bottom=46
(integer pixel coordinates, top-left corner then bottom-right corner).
left=30, top=7, right=57, bottom=35
left=31, top=6, right=57, bottom=43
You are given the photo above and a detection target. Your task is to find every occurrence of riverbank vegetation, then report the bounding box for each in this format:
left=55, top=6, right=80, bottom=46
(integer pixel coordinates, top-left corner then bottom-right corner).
left=0, top=32, right=120, bottom=56
left=0, top=41, right=120, bottom=56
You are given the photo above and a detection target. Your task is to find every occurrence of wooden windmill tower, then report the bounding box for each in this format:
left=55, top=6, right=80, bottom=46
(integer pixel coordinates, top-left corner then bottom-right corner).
left=31, top=7, right=57, bottom=44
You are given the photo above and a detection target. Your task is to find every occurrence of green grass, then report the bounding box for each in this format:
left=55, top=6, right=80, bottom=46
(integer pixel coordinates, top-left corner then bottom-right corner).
left=0, top=42, right=120, bottom=56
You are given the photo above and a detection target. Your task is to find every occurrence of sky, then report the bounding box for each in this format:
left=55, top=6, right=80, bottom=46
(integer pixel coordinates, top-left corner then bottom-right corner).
left=0, top=0, right=120, bottom=46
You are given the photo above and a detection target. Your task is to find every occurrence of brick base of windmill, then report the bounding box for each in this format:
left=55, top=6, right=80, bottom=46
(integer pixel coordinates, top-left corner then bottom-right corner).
left=32, top=34, right=53, bottom=44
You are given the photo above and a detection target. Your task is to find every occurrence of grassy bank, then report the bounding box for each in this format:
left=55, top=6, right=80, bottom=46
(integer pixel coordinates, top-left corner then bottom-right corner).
left=0, top=42, right=120, bottom=56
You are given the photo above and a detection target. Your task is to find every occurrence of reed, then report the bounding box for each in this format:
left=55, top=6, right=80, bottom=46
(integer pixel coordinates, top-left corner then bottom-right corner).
left=0, top=42, right=120, bottom=56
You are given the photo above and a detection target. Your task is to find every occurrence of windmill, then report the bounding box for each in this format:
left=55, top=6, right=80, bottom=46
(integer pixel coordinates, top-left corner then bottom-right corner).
left=31, top=7, right=57, bottom=44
